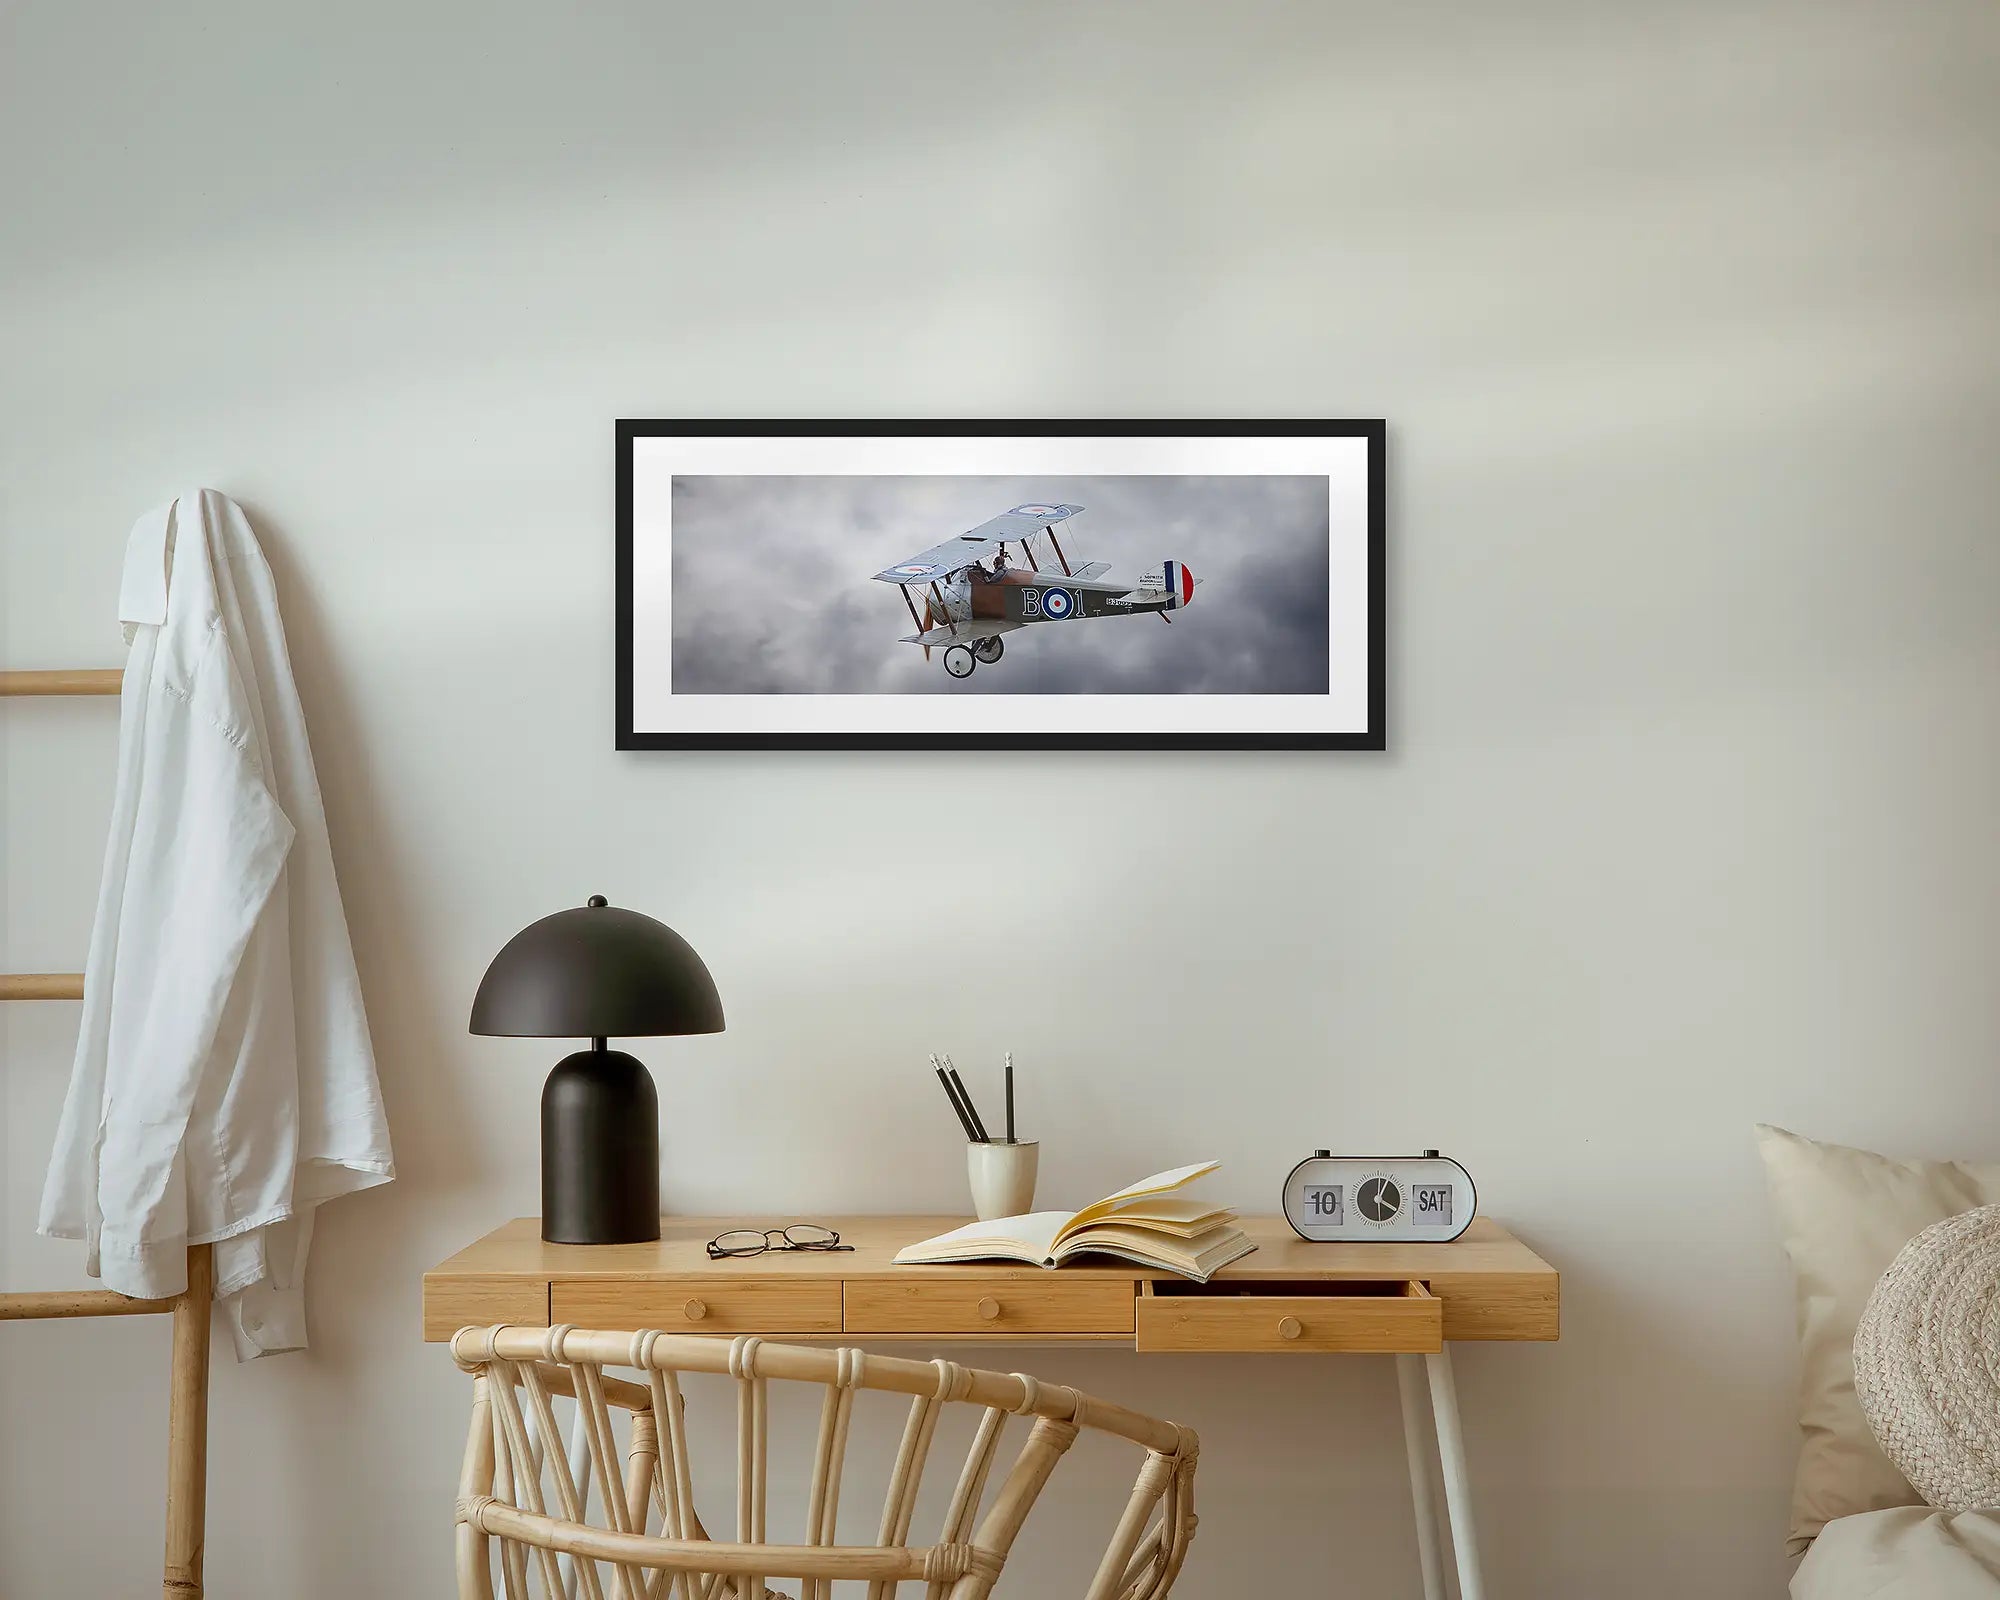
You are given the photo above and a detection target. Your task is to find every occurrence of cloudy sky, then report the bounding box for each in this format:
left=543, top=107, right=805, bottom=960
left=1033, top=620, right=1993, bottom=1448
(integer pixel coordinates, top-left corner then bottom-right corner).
left=668, top=475, right=1329, bottom=694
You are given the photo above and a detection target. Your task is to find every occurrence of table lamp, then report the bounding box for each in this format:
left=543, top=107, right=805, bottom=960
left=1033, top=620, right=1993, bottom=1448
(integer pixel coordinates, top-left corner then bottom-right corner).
left=470, top=895, right=724, bottom=1244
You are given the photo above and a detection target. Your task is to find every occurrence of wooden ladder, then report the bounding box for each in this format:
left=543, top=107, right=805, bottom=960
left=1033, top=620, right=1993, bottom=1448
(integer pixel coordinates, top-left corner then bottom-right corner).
left=0, top=667, right=214, bottom=1599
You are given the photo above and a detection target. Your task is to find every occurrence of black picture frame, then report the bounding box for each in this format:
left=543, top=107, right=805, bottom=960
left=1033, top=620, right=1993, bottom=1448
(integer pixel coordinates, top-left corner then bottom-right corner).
left=616, top=419, right=1385, bottom=751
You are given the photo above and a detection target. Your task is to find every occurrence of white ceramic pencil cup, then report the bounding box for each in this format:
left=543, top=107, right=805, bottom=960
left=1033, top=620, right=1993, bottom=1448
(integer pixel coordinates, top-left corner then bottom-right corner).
left=968, top=1141, right=1039, bottom=1221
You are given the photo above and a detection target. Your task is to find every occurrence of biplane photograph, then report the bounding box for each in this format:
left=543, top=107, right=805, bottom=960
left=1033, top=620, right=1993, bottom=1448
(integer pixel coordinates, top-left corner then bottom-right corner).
left=873, top=502, right=1200, bottom=681
left=618, top=422, right=1383, bottom=750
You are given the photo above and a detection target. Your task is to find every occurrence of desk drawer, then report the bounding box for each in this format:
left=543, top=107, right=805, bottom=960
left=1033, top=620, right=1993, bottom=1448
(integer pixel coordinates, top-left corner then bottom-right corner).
left=552, top=1278, right=842, bottom=1333
left=423, top=1275, right=551, bottom=1343
left=1135, top=1280, right=1441, bottom=1353
left=845, top=1278, right=1134, bottom=1335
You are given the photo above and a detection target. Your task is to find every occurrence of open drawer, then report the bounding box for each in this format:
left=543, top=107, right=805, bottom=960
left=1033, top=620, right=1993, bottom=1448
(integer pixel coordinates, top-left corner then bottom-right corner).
left=1135, top=1279, right=1442, bottom=1353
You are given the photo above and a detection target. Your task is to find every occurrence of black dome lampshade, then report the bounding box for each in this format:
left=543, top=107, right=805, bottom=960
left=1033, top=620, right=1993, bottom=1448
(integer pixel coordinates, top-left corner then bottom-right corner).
left=471, top=896, right=724, bottom=1244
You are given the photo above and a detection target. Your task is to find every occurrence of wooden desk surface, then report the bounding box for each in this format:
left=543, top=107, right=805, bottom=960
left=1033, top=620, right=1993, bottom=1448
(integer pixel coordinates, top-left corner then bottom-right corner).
left=424, top=1216, right=1558, bottom=1347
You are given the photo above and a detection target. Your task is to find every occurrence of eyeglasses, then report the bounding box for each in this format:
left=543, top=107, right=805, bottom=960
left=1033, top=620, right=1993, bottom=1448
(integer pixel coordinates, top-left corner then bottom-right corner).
left=706, top=1224, right=855, bottom=1260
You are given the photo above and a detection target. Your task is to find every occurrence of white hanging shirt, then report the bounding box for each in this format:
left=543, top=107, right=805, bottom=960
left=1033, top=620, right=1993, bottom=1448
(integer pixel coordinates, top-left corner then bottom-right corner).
left=39, top=489, right=394, bottom=1359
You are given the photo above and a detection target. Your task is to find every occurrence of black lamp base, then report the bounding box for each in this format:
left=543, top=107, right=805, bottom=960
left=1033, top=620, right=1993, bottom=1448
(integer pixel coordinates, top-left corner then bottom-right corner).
left=541, top=1044, right=661, bottom=1244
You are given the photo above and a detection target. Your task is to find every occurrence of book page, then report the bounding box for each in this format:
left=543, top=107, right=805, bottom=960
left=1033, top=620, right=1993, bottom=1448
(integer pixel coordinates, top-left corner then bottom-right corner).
left=894, top=1211, right=1070, bottom=1265
left=1050, top=1223, right=1256, bottom=1282
left=1055, top=1161, right=1221, bottom=1243
left=1089, top=1196, right=1231, bottom=1229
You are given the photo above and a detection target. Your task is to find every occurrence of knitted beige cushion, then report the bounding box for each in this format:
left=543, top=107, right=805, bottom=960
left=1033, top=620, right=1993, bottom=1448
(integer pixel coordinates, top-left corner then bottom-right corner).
left=1757, top=1125, right=2000, bottom=1552
left=1854, top=1205, right=2000, bottom=1512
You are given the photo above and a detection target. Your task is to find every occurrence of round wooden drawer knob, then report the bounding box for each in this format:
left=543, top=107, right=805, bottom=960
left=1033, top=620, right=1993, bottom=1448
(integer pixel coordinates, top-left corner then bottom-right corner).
left=682, top=1299, right=708, bottom=1322
left=977, top=1297, right=1001, bottom=1321
left=1278, top=1316, right=1303, bottom=1341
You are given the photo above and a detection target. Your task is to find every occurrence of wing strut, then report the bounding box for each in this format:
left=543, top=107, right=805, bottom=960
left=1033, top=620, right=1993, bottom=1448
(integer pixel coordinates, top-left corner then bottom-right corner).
left=899, top=583, right=931, bottom=658
left=928, top=581, right=953, bottom=660
left=1046, top=526, right=1074, bottom=577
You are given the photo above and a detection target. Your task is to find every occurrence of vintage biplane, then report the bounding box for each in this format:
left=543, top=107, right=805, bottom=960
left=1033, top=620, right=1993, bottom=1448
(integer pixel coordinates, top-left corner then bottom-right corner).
left=870, top=503, right=1199, bottom=677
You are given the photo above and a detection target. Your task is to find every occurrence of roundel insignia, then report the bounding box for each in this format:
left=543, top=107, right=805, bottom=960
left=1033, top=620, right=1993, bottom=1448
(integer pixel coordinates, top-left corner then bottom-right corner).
left=1039, top=587, right=1075, bottom=619
left=1010, top=503, right=1064, bottom=519
left=892, top=564, right=937, bottom=578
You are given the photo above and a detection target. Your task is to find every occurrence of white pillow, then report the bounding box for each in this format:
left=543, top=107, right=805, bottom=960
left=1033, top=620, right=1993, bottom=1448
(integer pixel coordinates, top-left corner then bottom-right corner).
left=1793, top=1507, right=2000, bottom=1599
left=1755, top=1124, right=2000, bottom=1553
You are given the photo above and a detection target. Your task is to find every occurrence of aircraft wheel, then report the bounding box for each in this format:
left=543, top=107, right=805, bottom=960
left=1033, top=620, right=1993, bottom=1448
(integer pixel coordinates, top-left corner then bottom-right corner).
left=973, top=636, right=1005, bottom=664
left=943, top=645, right=976, bottom=678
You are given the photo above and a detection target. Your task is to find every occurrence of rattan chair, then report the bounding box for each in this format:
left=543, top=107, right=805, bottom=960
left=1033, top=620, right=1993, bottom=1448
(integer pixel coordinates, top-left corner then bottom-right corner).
left=451, top=1324, right=1200, bottom=1600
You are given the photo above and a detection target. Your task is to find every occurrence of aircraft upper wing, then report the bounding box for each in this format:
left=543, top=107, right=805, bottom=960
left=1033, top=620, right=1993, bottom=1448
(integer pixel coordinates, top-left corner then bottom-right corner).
left=872, top=503, right=1084, bottom=584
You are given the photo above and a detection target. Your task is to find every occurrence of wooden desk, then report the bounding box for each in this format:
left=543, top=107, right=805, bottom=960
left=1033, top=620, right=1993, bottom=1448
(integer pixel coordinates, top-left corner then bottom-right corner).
left=424, top=1215, right=1557, bottom=1600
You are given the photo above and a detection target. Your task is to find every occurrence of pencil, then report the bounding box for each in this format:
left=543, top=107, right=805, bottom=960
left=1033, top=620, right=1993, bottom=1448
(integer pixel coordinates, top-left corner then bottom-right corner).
left=1004, top=1051, right=1015, bottom=1144
left=931, top=1055, right=979, bottom=1142
left=948, top=1071, right=987, bottom=1143
left=944, top=1056, right=990, bottom=1143
left=935, top=1054, right=983, bottom=1143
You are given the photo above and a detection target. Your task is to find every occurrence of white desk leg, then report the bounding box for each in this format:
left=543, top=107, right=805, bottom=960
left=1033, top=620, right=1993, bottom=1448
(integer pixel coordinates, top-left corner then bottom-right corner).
left=1425, top=1345, right=1486, bottom=1600
left=1396, top=1354, right=1448, bottom=1600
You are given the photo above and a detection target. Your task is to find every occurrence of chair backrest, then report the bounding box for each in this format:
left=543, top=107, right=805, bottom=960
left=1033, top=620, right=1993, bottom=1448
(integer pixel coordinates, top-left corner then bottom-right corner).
left=451, top=1324, right=1199, bottom=1600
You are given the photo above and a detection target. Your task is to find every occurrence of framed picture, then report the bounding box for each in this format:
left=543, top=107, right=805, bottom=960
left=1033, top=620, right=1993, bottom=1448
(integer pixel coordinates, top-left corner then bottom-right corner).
left=616, top=420, right=1384, bottom=751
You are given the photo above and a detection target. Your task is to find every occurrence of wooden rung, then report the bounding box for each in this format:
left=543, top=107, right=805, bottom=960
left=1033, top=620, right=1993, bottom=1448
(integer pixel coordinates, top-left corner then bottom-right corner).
left=0, top=974, right=85, bottom=1001
left=0, top=1288, right=179, bottom=1320
left=0, top=669, right=123, bottom=696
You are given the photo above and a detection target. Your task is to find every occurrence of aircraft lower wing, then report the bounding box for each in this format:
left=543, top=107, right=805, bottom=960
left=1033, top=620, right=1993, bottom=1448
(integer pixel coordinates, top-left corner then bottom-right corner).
left=900, top=618, right=1024, bottom=647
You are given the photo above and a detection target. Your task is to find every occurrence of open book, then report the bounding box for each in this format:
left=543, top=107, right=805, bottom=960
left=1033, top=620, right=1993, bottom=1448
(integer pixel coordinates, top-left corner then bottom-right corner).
left=894, top=1161, right=1256, bottom=1282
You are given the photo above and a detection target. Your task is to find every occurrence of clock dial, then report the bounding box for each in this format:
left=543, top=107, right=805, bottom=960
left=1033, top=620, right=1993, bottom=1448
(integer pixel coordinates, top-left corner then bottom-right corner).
left=1283, top=1154, right=1474, bottom=1242
left=1355, top=1175, right=1402, bottom=1224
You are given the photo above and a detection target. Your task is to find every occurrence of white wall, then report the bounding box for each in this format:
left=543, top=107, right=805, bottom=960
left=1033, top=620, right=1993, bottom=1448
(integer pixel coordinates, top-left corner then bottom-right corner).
left=5, top=3, right=1998, bottom=1595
